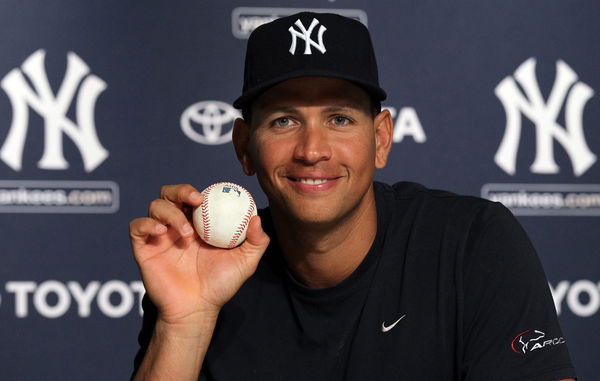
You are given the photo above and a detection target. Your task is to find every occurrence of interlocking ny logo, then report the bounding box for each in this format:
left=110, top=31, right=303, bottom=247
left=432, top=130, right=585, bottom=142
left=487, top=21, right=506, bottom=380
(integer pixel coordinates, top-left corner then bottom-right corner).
left=1, top=49, right=108, bottom=172
left=494, top=58, right=596, bottom=176
left=288, top=18, right=327, bottom=55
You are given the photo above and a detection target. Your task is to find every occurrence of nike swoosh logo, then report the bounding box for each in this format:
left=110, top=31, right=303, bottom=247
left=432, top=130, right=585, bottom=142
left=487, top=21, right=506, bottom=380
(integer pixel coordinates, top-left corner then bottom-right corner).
left=381, top=314, right=406, bottom=332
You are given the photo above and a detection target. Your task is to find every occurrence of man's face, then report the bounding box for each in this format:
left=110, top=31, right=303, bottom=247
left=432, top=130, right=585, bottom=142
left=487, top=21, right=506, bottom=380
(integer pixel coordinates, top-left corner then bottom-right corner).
left=235, top=77, right=392, bottom=228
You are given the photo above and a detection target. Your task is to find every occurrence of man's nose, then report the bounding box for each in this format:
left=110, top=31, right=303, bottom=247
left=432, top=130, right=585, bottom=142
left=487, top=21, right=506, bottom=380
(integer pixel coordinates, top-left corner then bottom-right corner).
left=292, top=123, right=332, bottom=165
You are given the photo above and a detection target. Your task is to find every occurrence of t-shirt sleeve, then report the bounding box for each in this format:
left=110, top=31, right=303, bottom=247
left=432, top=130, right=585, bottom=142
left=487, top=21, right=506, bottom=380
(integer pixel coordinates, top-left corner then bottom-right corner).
left=461, top=202, right=576, bottom=381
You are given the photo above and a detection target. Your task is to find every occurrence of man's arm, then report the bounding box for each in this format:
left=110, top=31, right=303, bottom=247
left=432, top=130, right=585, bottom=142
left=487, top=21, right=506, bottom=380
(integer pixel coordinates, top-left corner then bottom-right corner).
left=461, top=203, right=576, bottom=380
left=129, top=185, right=269, bottom=380
left=133, top=312, right=217, bottom=380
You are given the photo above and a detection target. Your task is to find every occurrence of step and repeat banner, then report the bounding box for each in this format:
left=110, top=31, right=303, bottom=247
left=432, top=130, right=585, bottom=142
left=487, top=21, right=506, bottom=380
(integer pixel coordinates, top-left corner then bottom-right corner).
left=0, top=1, right=598, bottom=379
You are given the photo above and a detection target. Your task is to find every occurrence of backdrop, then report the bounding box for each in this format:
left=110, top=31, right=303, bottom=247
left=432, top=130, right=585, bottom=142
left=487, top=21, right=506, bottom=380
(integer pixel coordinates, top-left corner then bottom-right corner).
left=0, top=1, right=598, bottom=379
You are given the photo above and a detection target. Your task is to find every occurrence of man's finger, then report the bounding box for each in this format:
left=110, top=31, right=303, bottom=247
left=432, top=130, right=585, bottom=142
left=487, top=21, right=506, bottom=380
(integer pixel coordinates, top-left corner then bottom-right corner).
left=148, top=198, right=196, bottom=237
left=160, top=184, right=204, bottom=207
left=238, top=216, right=270, bottom=263
left=129, top=217, right=168, bottom=246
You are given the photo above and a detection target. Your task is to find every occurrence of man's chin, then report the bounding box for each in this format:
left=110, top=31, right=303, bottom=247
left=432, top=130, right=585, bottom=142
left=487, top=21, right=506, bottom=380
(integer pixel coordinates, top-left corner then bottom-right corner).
left=280, top=205, right=345, bottom=230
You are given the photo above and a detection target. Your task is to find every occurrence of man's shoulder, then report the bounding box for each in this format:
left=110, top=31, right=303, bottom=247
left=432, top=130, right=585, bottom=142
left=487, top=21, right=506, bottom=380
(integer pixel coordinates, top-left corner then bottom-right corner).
left=373, top=181, right=519, bottom=240
left=374, top=181, right=501, bottom=214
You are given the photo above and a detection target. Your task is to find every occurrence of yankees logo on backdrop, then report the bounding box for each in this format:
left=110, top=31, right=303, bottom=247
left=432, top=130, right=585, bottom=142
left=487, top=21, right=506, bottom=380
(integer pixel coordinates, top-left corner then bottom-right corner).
left=0, top=49, right=108, bottom=173
left=495, top=57, right=596, bottom=177
left=288, top=18, right=327, bottom=55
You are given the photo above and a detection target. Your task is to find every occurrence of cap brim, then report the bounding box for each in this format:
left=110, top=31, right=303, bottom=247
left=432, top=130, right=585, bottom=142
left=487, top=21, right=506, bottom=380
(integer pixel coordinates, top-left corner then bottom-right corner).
left=233, top=69, right=387, bottom=110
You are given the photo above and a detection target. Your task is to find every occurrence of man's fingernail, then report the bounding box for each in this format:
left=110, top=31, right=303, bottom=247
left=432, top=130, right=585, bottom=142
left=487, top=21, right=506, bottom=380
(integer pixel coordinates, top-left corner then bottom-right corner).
left=155, top=224, right=167, bottom=234
left=181, top=223, right=194, bottom=235
left=190, top=192, right=203, bottom=201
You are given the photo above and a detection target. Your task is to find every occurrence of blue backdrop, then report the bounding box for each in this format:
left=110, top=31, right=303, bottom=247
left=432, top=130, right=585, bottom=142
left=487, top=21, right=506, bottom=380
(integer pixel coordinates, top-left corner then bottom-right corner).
left=0, top=1, right=598, bottom=379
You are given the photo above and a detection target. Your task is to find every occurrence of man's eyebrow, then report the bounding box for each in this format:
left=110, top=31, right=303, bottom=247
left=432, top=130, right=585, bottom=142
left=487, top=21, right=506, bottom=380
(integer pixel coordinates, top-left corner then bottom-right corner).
left=255, top=102, right=369, bottom=120
left=259, top=105, right=298, bottom=115
left=261, top=104, right=364, bottom=114
left=322, top=105, right=364, bottom=113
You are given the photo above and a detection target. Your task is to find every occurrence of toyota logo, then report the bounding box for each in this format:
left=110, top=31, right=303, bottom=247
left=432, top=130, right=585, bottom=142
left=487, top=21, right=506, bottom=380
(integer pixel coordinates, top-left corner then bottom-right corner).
left=180, top=101, right=241, bottom=145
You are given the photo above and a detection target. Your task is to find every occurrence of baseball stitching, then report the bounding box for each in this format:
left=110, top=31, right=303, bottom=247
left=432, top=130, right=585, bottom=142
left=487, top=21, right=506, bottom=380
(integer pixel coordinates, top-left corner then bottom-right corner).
left=227, top=185, right=256, bottom=248
left=200, top=182, right=221, bottom=244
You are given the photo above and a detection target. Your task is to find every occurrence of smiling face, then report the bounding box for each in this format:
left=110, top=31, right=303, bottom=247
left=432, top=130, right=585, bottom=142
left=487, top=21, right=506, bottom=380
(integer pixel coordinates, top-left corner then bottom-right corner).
left=233, top=77, right=393, bottom=230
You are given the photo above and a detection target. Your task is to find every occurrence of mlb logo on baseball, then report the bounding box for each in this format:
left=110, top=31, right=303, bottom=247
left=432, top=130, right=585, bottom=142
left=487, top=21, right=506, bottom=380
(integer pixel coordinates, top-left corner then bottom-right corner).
left=222, top=186, right=241, bottom=197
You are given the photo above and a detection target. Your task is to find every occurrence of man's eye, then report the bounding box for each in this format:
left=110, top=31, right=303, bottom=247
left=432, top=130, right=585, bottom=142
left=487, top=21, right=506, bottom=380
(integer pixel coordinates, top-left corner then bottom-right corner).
left=274, top=117, right=291, bottom=127
left=332, top=116, right=351, bottom=126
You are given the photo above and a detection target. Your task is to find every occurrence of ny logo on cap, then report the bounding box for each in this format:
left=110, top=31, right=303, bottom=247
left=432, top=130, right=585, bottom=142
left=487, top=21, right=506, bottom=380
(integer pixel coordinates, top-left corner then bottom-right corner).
left=288, top=18, right=327, bottom=55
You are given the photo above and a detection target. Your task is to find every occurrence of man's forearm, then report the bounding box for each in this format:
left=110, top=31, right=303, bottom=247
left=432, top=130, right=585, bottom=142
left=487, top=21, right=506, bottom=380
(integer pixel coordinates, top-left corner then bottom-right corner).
left=132, top=314, right=218, bottom=381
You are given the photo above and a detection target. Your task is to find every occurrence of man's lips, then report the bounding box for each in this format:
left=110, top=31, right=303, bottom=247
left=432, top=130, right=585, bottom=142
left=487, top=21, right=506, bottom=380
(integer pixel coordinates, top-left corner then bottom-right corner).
left=285, top=176, right=342, bottom=191
left=290, top=177, right=330, bottom=185
left=287, top=176, right=341, bottom=184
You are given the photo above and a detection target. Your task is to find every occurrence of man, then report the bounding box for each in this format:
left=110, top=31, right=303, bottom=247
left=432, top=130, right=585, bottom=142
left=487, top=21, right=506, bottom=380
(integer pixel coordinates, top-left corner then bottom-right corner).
left=130, top=12, right=576, bottom=380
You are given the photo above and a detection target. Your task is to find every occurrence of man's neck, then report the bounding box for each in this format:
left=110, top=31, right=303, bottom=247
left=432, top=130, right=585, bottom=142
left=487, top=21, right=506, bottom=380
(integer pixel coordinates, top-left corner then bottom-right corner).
left=271, top=187, right=378, bottom=289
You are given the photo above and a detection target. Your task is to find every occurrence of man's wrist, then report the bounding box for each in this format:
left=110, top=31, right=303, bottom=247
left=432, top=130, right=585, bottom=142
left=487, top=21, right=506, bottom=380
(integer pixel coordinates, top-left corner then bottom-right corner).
left=155, top=310, right=220, bottom=339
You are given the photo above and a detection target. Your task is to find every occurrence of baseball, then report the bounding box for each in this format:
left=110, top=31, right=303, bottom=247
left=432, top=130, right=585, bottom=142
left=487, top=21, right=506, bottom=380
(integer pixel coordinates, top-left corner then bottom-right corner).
left=192, top=182, right=257, bottom=249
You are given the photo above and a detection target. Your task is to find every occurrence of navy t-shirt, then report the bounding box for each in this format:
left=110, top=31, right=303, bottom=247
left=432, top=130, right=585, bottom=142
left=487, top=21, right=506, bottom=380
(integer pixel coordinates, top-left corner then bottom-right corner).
left=133, top=182, right=576, bottom=380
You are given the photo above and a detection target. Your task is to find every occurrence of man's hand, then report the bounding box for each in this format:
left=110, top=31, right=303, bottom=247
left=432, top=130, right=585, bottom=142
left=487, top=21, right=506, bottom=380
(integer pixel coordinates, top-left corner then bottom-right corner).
left=130, top=184, right=270, bottom=324
left=129, top=184, right=270, bottom=380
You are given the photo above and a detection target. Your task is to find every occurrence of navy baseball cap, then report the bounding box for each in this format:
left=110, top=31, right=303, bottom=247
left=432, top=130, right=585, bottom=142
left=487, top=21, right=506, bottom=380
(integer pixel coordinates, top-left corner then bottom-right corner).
left=233, top=12, right=387, bottom=110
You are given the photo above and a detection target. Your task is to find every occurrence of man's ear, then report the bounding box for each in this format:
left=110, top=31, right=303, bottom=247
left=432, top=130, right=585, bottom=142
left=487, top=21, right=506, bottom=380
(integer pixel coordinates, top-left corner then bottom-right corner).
left=373, top=109, right=393, bottom=169
left=232, top=118, right=256, bottom=175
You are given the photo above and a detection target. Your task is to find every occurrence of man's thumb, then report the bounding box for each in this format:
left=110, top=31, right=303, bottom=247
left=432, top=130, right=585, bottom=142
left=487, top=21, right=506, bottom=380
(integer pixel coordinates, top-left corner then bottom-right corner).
left=240, top=215, right=270, bottom=256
